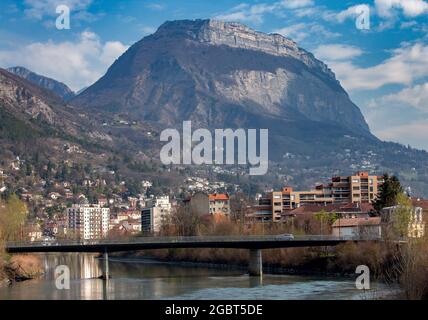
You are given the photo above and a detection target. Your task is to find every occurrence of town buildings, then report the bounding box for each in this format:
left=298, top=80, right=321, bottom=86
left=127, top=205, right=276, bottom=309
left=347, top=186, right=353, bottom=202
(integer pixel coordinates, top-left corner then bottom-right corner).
left=66, top=204, right=110, bottom=240
left=252, top=172, right=383, bottom=222
left=141, top=196, right=172, bottom=234
left=184, top=192, right=230, bottom=218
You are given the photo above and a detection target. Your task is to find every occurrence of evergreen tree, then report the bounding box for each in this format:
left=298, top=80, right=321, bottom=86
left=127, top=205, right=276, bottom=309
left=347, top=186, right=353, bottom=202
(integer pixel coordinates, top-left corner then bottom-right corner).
left=374, top=173, right=403, bottom=211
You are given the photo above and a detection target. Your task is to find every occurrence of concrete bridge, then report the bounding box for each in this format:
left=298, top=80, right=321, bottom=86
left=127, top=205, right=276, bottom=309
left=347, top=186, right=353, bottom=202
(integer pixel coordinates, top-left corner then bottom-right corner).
left=6, top=235, right=376, bottom=277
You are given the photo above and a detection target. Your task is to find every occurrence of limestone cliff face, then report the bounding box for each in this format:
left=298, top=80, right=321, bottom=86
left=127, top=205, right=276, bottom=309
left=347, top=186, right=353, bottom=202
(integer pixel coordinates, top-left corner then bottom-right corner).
left=72, top=19, right=371, bottom=137
left=0, top=68, right=59, bottom=125
left=7, top=66, right=75, bottom=101
left=0, top=68, right=105, bottom=140
left=158, top=20, right=336, bottom=79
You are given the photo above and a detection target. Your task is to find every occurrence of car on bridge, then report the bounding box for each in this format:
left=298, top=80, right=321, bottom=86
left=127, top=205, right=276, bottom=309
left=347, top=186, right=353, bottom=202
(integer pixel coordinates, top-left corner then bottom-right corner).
left=275, top=234, right=294, bottom=240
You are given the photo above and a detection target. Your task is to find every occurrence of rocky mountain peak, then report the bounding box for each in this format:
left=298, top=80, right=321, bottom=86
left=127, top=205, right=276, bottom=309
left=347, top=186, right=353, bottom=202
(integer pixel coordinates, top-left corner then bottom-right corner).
left=72, top=19, right=371, bottom=143
left=155, top=19, right=335, bottom=79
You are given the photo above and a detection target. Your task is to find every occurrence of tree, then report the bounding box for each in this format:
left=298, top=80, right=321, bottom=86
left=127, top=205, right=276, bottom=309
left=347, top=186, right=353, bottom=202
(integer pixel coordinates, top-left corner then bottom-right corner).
left=374, top=173, right=403, bottom=211
left=390, top=193, right=413, bottom=239
left=169, top=205, right=202, bottom=237
left=25, top=162, right=32, bottom=176
left=314, top=209, right=338, bottom=234
left=0, top=195, right=28, bottom=241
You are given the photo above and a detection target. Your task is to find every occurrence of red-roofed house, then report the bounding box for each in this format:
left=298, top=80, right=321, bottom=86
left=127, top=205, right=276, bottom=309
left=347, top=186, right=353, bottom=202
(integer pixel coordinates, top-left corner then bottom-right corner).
left=209, top=193, right=230, bottom=216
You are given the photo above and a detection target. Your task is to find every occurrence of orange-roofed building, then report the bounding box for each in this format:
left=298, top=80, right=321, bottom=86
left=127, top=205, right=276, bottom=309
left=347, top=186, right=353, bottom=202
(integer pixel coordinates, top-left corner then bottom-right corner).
left=186, top=192, right=230, bottom=218
left=208, top=193, right=230, bottom=216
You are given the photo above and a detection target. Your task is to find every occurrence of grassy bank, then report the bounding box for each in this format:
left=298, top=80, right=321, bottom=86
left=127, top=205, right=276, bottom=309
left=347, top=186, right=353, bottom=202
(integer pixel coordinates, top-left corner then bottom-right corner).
left=0, top=195, right=43, bottom=284
left=0, top=251, right=43, bottom=284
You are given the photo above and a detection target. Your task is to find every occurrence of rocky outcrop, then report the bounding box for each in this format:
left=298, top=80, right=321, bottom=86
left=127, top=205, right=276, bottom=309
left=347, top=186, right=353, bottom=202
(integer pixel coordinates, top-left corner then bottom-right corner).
left=7, top=66, right=75, bottom=101
left=158, top=19, right=336, bottom=79
left=0, top=69, right=57, bottom=124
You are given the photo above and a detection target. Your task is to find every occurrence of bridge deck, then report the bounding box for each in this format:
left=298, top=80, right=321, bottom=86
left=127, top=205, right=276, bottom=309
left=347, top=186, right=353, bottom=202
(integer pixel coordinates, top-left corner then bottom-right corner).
left=6, top=235, right=377, bottom=253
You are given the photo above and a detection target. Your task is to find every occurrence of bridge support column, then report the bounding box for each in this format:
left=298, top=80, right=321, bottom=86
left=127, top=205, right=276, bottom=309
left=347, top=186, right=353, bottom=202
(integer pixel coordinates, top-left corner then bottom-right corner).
left=102, top=250, right=110, bottom=280
left=248, top=249, right=262, bottom=277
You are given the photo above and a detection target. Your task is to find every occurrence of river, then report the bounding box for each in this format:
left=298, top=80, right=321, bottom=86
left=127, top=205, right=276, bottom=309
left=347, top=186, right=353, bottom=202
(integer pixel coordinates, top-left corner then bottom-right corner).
left=0, top=254, right=398, bottom=300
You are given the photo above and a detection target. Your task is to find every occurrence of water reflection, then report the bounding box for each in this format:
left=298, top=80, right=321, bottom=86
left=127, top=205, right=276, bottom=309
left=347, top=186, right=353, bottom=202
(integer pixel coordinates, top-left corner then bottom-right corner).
left=0, top=254, right=398, bottom=300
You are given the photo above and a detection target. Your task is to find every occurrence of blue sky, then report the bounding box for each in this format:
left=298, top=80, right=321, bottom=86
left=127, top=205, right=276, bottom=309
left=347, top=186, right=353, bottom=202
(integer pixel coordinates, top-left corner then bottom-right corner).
left=1, top=0, right=428, bottom=151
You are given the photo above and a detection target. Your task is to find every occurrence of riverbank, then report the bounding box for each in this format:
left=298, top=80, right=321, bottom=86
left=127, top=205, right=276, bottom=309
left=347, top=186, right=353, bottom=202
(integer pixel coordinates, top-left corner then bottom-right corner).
left=1, top=255, right=44, bottom=285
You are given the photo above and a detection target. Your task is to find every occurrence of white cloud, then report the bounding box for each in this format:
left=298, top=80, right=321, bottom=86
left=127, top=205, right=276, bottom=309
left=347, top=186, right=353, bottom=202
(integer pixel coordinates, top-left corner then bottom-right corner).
left=365, top=83, right=428, bottom=149
left=314, top=44, right=363, bottom=61
left=215, top=0, right=314, bottom=24
left=380, top=83, right=428, bottom=111
left=146, top=3, right=166, bottom=11
left=273, top=23, right=339, bottom=43
left=215, top=3, right=277, bottom=24
left=400, top=20, right=418, bottom=29
left=140, top=26, right=157, bottom=36
left=375, top=0, right=428, bottom=18
left=279, top=0, right=314, bottom=9
left=273, top=23, right=308, bottom=42
left=0, top=31, right=128, bottom=91
left=327, top=43, right=428, bottom=91
left=375, top=119, right=428, bottom=150
left=325, top=4, right=370, bottom=23
left=24, top=0, right=93, bottom=19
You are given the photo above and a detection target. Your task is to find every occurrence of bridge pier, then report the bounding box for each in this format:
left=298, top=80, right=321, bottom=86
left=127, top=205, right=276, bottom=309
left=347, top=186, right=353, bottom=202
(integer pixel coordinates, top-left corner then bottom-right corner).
left=248, top=249, right=263, bottom=277
left=101, top=250, right=110, bottom=280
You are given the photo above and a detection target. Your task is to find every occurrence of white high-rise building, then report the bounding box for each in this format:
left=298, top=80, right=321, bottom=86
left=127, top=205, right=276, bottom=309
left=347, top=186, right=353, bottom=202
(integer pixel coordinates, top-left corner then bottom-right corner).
left=141, top=196, right=171, bottom=234
left=67, top=204, right=110, bottom=240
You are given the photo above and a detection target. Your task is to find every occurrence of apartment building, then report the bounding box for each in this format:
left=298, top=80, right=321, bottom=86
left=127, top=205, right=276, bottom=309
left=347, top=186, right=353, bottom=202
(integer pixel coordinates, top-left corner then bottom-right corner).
left=67, top=204, right=110, bottom=240
left=329, top=171, right=383, bottom=203
left=141, top=196, right=172, bottom=233
left=253, top=172, right=383, bottom=221
left=184, top=192, right=231, bottom=217
left=209, top=194, right=230, bottom=216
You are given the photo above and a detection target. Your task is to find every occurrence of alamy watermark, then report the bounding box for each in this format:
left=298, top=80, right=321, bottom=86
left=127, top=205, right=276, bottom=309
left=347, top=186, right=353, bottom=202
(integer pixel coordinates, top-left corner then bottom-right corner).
left=56, top=4, right=71, bottom=30
left=160, top=121, right=269, bottom=175
left=355, top=265, right=370, bottom=290
left=55, top=265, right=70, bottom=290
left=355, top=4, right=370, bottom=30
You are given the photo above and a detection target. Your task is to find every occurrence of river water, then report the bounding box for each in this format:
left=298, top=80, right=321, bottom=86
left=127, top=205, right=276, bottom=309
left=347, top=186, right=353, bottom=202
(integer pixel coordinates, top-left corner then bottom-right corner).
left=0, top=254, right=398, bottom=300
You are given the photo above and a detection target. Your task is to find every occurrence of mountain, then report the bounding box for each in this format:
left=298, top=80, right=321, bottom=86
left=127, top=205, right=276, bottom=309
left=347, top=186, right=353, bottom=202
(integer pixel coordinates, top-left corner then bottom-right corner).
left=0, top=67, right=183, bottom=197
left=0, top=67, right=116, bottom=164
left=7, top=66, right=75, bottom=101
left=68, top=20, right=428, bottom=195
left=76, top=86, right=88, bottom=95
left=72, top=20, right=370, bottom=140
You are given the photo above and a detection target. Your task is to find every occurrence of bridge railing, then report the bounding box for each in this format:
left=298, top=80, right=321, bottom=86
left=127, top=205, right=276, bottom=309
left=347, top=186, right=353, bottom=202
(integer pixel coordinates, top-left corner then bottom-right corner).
left=5, top=234, right=379, bottom=248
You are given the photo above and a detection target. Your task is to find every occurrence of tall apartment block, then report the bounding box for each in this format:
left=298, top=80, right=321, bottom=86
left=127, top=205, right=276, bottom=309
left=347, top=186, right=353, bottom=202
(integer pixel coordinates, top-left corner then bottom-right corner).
left=67, top=204, right=110, bottom=240
left=141, top=196, right=172, bottom=234
left=255, top=172, right=384, bottom=221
